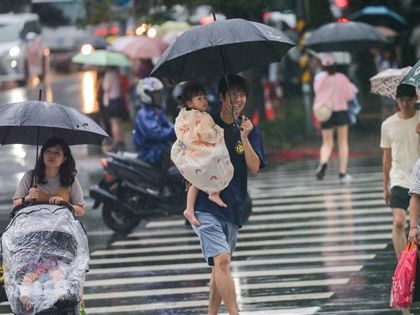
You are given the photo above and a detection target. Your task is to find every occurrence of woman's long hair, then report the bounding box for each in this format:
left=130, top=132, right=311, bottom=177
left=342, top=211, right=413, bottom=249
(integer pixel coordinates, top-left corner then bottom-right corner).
left=34, top=138, right=77, bottom=187
left=324, top=65, right=337, bottom=75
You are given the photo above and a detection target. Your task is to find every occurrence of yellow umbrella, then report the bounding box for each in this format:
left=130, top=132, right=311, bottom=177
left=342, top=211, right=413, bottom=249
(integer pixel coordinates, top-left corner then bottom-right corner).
left=156, top=21, right=191, bottom=37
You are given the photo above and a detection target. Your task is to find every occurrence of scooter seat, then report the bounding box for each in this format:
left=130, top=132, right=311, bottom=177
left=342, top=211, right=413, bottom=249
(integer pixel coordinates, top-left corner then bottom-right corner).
left=108, top=152, right=154, bottom=169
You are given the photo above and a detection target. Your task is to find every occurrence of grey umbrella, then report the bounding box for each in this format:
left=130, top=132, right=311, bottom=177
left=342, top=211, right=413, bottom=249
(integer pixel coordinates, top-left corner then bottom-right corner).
left=151, top=18, right=295, bottom=82
left=0, top=101, right=108, bottom=148
left=305, top=21, right=388, bottom=52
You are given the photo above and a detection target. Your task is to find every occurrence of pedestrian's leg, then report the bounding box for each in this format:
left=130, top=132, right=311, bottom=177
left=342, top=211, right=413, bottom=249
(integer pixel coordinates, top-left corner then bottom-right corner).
left=316, top=129, right=334, bottom=180
left=212, top=253, right=238, bottom=315
left=110, top=117, right=123, bottom=146
left=392, top=208, right=407, bottom=259
left=320, top=129, right=334, bottom=164
left=337, top=125, right=349, bottom=175
left=208, top=268, right=222, bottom=315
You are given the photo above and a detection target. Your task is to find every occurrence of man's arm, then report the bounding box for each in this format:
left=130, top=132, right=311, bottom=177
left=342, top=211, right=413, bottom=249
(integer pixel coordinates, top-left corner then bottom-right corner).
left=408, top=195, right=420, bottom=243
left=382, top=148, right=392, bottom=206
left=408, top=159, right=420, bottom=243
left=240, top=117, right=261, bottom=175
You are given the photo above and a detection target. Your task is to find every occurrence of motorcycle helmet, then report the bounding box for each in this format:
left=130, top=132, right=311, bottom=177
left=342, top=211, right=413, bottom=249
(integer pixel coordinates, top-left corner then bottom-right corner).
left=137, top=77, right=164, bottom=105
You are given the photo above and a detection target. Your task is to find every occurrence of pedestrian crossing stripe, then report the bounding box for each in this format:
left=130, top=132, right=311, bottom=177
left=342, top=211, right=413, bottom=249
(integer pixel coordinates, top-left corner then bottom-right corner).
left=145, top=206, right=390, bottom=228
left=79, top=294, right=331, bottom=314
left=124, top=215, right=392, bottom=238
left=252, top=191, right=382, bottom=204
left=250, top=185, right=383, bottom=199
left=109, top=233, right=391, bottom=251
left=90, top=243, right=387, bottom=261
left=83, top=279, right=347, bottom=300
left=90, top=234, right=389, bottom=256
left=88, top=255, right=374, bottom=275
left=111, top=224, right=390, bottom=247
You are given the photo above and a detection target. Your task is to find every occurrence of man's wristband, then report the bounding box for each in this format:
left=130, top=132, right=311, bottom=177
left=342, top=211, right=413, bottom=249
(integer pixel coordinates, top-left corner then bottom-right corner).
left=410, top=226, right=418, bottom=230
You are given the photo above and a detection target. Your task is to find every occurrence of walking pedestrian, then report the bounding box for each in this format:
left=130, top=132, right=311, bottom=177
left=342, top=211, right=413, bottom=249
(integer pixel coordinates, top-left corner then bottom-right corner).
left=103, top=66, right=126, bottom=151
left=381, top=84, right=419, bottom=260
left=192, top=75, right=265, bottom=315
left=314, top=53, right=357, bottom=182
left=171, top=83, right=234, bottom=226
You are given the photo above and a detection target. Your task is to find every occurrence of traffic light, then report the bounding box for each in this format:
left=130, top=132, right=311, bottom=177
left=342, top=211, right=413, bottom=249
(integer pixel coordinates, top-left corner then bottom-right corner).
left=329, top=0, right=350, bottom=20
left=334, top=0, right=349, bottom=8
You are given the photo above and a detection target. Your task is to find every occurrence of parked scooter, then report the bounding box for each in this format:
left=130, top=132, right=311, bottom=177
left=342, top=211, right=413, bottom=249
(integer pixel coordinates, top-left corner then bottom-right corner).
left=89, top=151, right=252, bottom=233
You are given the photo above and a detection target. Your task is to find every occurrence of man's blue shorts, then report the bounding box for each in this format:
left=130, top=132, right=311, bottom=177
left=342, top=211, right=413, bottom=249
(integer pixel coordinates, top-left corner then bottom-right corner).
left=192, top=211, right=239, bottom=266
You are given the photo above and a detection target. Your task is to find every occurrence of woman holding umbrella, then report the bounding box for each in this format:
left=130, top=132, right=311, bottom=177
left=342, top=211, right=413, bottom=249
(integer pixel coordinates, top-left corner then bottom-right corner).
left=12, top=138, right=85, bottom=217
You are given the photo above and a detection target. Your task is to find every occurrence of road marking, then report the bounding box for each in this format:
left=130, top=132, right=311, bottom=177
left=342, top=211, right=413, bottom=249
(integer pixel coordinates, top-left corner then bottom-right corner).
left=90, top=243, right=387, bottom=261
left=113, top=224, right=390, bottom=247
left=82, top=279, right=348, bottom=300
left=88, top=255, right=374, bottom=274
left=83, top=294, right=331, bottom=314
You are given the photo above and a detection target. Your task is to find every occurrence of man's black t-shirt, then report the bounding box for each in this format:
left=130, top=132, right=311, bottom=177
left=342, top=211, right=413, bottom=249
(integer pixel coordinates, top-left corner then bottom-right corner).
left=195, top=115, right=265, bottom=226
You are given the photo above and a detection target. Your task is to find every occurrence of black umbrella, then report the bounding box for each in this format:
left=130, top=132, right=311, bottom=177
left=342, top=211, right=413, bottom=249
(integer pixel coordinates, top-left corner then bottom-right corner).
left=305, top=21, right=388, bottom=52
left=0, top=100, right=108, bottom=156
left=151, top=18, right=295, bottom=82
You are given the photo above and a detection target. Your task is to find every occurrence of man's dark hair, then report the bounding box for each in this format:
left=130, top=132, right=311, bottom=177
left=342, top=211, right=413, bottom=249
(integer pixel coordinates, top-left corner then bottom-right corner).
left=218, top=75, right=249, bottom=97
left=396, top=84, right=416, bottom=99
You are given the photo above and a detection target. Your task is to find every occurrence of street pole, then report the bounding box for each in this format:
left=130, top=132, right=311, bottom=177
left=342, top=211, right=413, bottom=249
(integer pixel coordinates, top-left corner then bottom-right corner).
left=296, top=0, right=313, bottom=135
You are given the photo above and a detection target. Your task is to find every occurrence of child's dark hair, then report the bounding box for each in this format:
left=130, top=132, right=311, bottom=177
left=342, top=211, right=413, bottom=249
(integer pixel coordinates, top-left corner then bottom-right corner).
left=35, top=138, right=77, bottom=187
left=177, top=83, right=207, bottom=108
left=218, top=75, right=249, bottom=97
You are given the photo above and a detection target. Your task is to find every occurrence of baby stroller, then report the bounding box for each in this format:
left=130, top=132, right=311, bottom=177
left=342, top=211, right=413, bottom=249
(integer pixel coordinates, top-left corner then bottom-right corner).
left=1, top=202, right=89, bottom=315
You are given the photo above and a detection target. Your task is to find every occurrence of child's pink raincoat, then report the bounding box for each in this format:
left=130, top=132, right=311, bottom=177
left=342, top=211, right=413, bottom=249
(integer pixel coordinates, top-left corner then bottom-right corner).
left=171, top=108, right=234, bottom=194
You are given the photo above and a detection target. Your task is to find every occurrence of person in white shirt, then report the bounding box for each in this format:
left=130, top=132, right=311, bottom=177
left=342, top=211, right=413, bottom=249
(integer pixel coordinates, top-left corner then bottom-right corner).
left=381, top=84, right=419, bottom=260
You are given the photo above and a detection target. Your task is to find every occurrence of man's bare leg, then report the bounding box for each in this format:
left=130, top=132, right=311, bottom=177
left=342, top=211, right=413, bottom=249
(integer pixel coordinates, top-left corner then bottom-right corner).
left=392, top=208, right=407, bottom=258
left=210, top=253, right=238, bottom=315
left=208, top=268, right=222, bottom=315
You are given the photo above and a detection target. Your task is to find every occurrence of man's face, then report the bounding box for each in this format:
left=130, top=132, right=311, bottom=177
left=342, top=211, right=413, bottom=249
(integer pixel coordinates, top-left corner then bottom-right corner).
left=219, top=88, right=247, bottom=117
left=397, top=96, right=418, bottom=112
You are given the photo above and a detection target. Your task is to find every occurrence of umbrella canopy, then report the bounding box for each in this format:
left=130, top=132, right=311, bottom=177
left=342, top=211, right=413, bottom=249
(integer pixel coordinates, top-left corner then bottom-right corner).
left=110, top=36, right=139, bottom=52
left=0, top=101, right=108, bottom=146
left=151, top=18, right=295, bottom=82
left=349, top=6, right=407, bottom=31
left=374, top=26, right=398, bottom=38
left=122, top=36, right=168, bottom=60
left=72, top=50, right=129, bottom=67
left=305, top=21, right=388, bottom=52
left=370, top=67, right=420, bottom=99
left=401, top=60, right=420, bottom=88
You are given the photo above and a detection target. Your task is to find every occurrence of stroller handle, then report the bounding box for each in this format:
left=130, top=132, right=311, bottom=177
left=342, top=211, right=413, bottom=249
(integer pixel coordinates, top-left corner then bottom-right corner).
left=10, top=201, right=75, bottom=219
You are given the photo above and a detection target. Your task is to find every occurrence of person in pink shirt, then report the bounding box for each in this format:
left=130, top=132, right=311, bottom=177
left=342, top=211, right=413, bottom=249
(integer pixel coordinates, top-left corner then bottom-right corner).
left=314, top=54, right=357, bottom=182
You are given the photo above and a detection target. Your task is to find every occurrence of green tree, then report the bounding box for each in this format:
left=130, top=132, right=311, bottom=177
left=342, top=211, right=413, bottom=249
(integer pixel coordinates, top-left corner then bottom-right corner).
left=83, top=0, right=111, bottom=25
left=0, top=0, right=30, bottom=13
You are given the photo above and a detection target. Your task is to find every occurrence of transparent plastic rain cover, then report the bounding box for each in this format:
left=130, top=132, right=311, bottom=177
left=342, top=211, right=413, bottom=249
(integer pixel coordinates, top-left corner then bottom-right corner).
left=1, top=204, right=89, bottom=314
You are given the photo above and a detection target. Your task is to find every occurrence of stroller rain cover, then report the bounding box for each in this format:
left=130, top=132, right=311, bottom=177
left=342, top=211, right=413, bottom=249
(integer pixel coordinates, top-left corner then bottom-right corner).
left=1, top=204, right=89, bottom=315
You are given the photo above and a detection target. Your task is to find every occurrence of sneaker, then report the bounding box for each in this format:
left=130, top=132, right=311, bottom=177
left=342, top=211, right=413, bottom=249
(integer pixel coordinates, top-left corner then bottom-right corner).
left=339, top=174, right=352, bottom=184
left=316, top=164, right=327, bottom=180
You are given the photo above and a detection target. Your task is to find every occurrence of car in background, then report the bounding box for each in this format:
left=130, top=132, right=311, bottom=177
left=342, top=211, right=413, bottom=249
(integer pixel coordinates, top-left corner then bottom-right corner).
left=0, top=13, right=45, bottom=86
left=43, top=26, right=107, bottom=73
